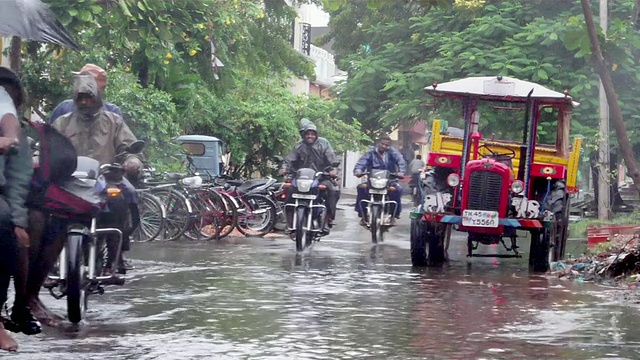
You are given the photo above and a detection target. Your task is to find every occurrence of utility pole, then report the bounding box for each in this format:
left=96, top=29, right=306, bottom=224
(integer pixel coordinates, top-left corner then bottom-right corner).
left=597, top=0, right=610, bottom=220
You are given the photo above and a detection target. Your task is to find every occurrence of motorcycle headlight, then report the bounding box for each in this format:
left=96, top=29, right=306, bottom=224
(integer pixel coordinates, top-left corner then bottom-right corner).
left=297, top=179, right=313, bottom=192
left=370, top=178, right=389, bottom=189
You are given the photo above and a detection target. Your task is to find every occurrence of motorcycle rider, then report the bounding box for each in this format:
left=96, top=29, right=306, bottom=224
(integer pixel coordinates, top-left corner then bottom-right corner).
left=353, top=134, right=406, bottom=225
left=0, top=67, right=38, bottom=352
left=49, top=63, right=122, bottom=124
left=280, top=118, right=339, bottom=234
left=55, top=73, right=141, bottom=260
left=26, top=74, right=141, bottom=325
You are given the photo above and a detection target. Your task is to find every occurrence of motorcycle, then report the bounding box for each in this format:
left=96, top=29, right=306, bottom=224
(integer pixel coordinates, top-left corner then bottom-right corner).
left=284, top=162, right=339, bottom=252
left=45, top=141, right=145, bottom=323
left=359, top=170, right=403, bottom=243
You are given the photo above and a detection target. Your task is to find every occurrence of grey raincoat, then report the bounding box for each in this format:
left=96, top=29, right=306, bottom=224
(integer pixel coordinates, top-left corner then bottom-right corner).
left=284, top=119, right=337, bottom=172
left=53, top=75, right=139, bottom=165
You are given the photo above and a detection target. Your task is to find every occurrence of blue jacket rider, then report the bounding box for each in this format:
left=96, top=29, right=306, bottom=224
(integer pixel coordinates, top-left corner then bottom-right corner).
left=353, top=134, right=407, bottom=223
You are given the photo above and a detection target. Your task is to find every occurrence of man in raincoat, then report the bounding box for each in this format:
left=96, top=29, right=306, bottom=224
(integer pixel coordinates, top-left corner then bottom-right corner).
left=54, top=72, right=141, bottom=257
left=27, top=74, right=142, bottom=326
left=53, top=74, right=139, bottom=169
left=49, top=63, right=122, bottom=124
left=281, top=118, right=340, bottom=234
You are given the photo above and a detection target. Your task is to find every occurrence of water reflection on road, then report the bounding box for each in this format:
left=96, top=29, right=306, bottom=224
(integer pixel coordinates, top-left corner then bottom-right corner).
left=10, top=201, right=640, bottom=359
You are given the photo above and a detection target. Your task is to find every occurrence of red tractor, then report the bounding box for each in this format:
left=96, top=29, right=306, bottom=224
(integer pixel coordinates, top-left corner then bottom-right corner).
left=410, top=76, right=582, bottom=272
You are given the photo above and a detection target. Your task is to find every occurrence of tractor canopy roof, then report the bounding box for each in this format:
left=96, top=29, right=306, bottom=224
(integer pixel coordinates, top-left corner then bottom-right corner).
left=425, top=76, right=579, bottom=108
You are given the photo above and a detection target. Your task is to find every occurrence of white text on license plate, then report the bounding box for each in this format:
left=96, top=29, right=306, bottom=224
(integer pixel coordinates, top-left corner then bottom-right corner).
left=369, top=189, right=387, bottom=194
left=462, top=210, right=499, bottom=228
left=292, top=193, right=317, bottom=200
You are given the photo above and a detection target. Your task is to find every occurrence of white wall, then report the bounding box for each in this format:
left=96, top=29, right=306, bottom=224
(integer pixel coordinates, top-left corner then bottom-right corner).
left=0, top=37, right=10, bottom=67
left=297, top=3, right=330, bottom=27
left=289, top=77, right=310, bottom=96
left=287, top=1, right=343, bottom=94
left=343, top=150, right=364, bottom=189
left=310, top=45, right=338, bottom=85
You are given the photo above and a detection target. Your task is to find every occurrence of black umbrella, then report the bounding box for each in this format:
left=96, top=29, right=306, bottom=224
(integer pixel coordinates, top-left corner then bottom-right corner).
left=0, top=0, right=80, bottom=50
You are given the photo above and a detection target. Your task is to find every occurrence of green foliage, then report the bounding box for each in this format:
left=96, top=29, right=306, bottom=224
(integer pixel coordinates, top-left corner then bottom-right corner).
left=324, top=0, right=640, bottom=164
left=106, top=69, right=182, bottom=167
left=294, top=95, right=371, bottom=153
left=16, top=0, right=365, bottom=178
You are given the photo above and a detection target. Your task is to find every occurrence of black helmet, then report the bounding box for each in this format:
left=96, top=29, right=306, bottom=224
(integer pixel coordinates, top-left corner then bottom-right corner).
left=0, top=67, right=25, bottom=107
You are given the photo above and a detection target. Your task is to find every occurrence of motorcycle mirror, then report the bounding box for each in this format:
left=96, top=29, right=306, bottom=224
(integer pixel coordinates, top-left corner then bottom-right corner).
left=27, top=136, right=36, bottom=149
left=127, top=140, right=146, bottom=154
left=331, top=161, right=341, bottom=167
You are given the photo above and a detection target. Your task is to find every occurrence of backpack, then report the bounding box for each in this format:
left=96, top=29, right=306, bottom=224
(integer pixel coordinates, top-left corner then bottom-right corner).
left=31, top=121, right=77, bottom=184
left=28, top=121, right=102, bottom=217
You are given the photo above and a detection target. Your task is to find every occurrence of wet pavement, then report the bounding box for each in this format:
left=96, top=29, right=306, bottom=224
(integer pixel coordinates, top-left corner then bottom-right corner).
left=8, top=198, right=640, bottom=359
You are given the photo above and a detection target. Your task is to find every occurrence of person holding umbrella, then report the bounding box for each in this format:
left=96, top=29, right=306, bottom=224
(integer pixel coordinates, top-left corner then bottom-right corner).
left=0, top=0, right=82, bottom=347
left=0, top=67, right=38, bottom=352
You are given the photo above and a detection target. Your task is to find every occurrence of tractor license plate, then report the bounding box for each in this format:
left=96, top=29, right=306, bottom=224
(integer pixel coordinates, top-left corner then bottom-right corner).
left=462, top=210, right=499, bottom=228
left=292, top=193, right=317, bottom=200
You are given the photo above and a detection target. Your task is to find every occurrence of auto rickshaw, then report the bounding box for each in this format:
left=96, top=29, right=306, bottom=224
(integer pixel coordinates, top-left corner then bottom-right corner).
left=176, top=135, right=227, bottom=178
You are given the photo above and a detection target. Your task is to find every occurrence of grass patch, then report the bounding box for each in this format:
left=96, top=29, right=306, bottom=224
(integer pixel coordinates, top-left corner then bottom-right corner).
left=569, top=212, right=640, bottom=239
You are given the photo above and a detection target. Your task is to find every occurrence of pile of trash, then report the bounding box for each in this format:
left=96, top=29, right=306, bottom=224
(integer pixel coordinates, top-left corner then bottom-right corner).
left=549, top=232, right=640, bottom=286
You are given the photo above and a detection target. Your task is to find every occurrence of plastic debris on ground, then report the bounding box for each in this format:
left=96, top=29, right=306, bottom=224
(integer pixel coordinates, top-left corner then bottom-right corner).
left=549, top=232, right=640, bottom=287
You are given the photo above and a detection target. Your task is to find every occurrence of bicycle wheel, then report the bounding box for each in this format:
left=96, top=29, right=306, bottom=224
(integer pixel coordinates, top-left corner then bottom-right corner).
left=183, top=190, right=219, bottom=241
left=152, top=188, right=192, bottom=241
left=131, top=192, right=166, bottom=242
left=210, top=189, right=238, bottom=239
left=236, top=194, right=277, bottom=237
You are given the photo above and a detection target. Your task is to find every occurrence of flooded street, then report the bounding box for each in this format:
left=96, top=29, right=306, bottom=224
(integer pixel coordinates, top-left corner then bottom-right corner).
left=9, top=199, right=640, bottom=359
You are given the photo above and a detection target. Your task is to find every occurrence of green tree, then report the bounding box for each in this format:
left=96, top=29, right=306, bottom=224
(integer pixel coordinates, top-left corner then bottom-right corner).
left=322, top=0, right=640, bottom=159
left=16, top=0, right=364, bottom=176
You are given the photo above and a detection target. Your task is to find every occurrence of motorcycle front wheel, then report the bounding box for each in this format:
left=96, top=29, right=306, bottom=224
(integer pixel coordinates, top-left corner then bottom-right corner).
left=295, top=207, right=308, bottom=252
left=370, top=205, right=383, bottom=244
left=66, top=234, right=87, bottom=323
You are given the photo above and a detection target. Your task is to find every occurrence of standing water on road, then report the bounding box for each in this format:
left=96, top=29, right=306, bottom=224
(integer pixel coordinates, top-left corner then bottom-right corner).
left=10, top=201, right=640, bottom=359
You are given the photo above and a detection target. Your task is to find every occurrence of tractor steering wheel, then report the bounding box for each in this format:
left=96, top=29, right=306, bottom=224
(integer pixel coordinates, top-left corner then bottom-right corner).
left=478, top=144, right=516, bottom=161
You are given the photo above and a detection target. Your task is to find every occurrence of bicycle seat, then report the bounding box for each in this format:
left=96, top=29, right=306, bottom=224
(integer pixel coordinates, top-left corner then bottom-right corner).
left=237, top=179, right=270, bottom=193
left=165, top=172, right=188, bottom=181
left=269, top=182, right=284, bottom=191
left=226, top=179, right=244, bottom=187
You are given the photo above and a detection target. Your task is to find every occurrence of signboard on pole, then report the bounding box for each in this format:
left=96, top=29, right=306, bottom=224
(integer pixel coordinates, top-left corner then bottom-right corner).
left=300, top=22, right=311, bottom=56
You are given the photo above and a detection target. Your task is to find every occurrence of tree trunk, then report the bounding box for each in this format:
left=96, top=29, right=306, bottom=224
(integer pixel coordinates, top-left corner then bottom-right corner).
left=9, top=36, right=21, bottom=72
left=137, top=55, right=149, bottom=88
left=580, top=0, right=640, bottom=194
left=633, top=0, right=640, bottom=27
